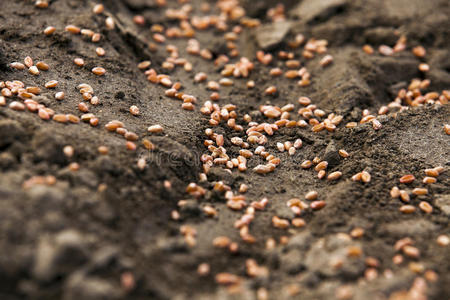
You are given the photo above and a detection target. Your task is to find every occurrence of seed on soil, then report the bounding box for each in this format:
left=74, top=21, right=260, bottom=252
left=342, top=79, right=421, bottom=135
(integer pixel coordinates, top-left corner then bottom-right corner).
left=73, top=58, right=85, bottom=66
left=105, top=17, right=115, bottom=30
left=130, top=105, right=139, bottom=116
left=197, top=263, right=210, bottom=276
left=350, top=227, right=364, bottom=238
left=320, top=55, right=333, bottom=67
left=65, top=25, right=81, bottom=34
left=423, top=176, right=437, bottom=184
left=399, top=190, right=410, bottom=202
left=148, top=125, right=163, bottom=133
left=272, top=216, right=290, bottom=229
left=44, top=26, right=56, bottom=35
left=24, top=56, right=33, bottom=67
left=98, top=146, right=109, bottom=155
left=418, top=201, right=432, bottom=213
left=10, top=62, right=26, bottom=70
left=327, top=171, right=342, bottom=180
left=9, top=101, right=25, bottom=111
left=55, top=92, right=65, bottom=100
left=310, top=200, right=326, bottom=210
left=305, top=191, right=318, bottom=200
left=412, top=188, right=427, bottom=195
left=412, top=46, right=426, bottom=57
left=399, top=205, right=415, bottom=214
left=96, top=47, right=106, bottom=56
left=444, top=124, right=450, bottom=135
left=36, top=61, right=49, bottom=71
left=399, top=174, right=415, bottom=184
left=45, top=80, right=58, bottom=88
left=93, top=3, right=104, bottom=14
left=362, top=44, right=374, bottom=54
left=29, top=66, right=40, bottom=75
left=436, top=235, right=449, bottom=247
left=63, top=145, right=74, bottom=158
left=92, top=67, right=106, bottom=75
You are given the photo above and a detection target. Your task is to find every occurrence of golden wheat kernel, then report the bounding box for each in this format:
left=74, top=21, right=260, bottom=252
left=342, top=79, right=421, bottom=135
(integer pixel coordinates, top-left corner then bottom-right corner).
left=96, top=47, right=106, bottom=56
left=309, top=200, right=326, bottom=210
left=23, top=56, right=33, bottom=68
left=411, top=45, right=426, bottom=57
left=129, top=105, right=139, bottom=116
left=78, top=102, right=89, bottom=112
left=147, top=125, right=163, bottom=133
left=402, top=245, right=420, bottom=258
left=315, top=161, right=328, bottom=171
left=105, top=17, right=115, bottom=30
left=390, top=186, right=400, bottom=198
left=379, top=45, right=394, bottom=56
left=43, top=26, right=56, bottom=35
left=73, top=58, right=85, bottom=67
left=0, top=96, right=5, bottom=106
left=9, top=101, right=25, bottom=111
left=424, top=168, right=439, bottom=177
left=197, top=263, right=210, bottom=277
left=91, top=33, right=101, bottom=42
left=418, top=201, right=432, bottom=213
left=92, top=67, right=106, bottom=76
left=436, top=235, right=449, bottom=247
left=399, top=174, right=415, bottom=184
left=96, top=145, right=108, bottom=155
left=10, top=62, right=25, bottom=70
left=305, top=191, right=318, bottom=201
left=53, top=114, right=68, bottom=123
left=301, top=160, right=312, bottom=169
left=81, top=29, right=95, bottom=37
left=93, top=3, right=104, bottom=14
left=25, top=86, right=40, bottom=95
left=362, top=44, right=374, bottom=54
left=399, top=205, right=415, bottom=214
left=361, top=171, right=371, bottom=183
left=392, top=254, right=403, bottom=265
left=65, top=25, right=81, bottom=34
left=327, top=171, right=342, bottom=180
left=320, top=54, right=333, bottom=67
left=82, top=93, right=92, bottom=101
left=399, top=190, right=410, bottom=202
left=412, top=188, right=427, bottom=196
left=418, top=63, right=429, bottom=72
left=272, top=216, right=290, bottom=229
left=350, top=227, right=364, bottom=238
left=36, top=61, right=49, bottom=71
left=422, top=176, right=437, bottom=184
left=444, top=124, right=450, bottom=135
left=63, top=145, right=74, bottom=158
left=213, top=236, right=231, bottom=248
left=28, top=66, right=40, bottom=75
left=1, top=88, right=11, bottom=97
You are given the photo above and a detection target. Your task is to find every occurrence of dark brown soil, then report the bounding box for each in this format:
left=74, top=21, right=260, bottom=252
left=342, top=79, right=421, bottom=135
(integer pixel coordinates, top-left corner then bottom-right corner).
left=0, top=0, right=449, bottom=299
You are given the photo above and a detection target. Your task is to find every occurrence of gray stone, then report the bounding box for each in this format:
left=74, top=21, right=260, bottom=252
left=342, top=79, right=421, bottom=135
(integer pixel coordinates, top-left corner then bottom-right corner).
left=435, top=194, right=450, bottom=216
left=255, top=21, right=292, bottom=50
left=290, top=0, right=348, bottom=24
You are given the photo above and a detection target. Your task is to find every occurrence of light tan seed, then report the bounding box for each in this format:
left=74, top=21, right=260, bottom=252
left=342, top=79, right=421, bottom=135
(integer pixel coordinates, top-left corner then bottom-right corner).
left=310, top=200, right=326, bottom=210
left=126, top=141, right=136, bottom=151
left=362, top=44, right=374, bottom=54
left=305, top=191, right=318, bottom=201
left=361, top=171, right=371, bottom=183
left=436, top=235, right=449, bottom=247
left=292, top=218, right=306, bottom=228
left=130, top=105, right=139, bottom=116
left=338, top=149, right=349, bottom=158
left=93, top=3, right=104, bottom=14
left=412, top=188, right=428, bottom=195
left=92, top=67, right=106, bottom=76
left=45, top=80, right=58, bottom=88
left=320, top=55, right=333, bottom=67
left=74, top=58, right=85, bottom=67
left=399, top=190, right=410, bottom=202
left=29, top=66, right=40, bottom=75
left=423, top=176, right=437, bottom=184
left=148, top=125, right=163, bottom=133
left=44, top=26, right=56, bottom=35
left=9, top=101, right=25, bottom=111
left=444, top=124, right=450, bottom=135
left=327, top=171, right=342, bottom=181
left=92, top=33, right=101, bottom=42
left=105, top=17, right=115, bottom=30
left=419, top=201, right=432, bottom=213
left=350, top=227, right=364, bottom=238
left=98, top=146, right=109, bottom=155
left=412, top=46, right=426, bottom=57
left=138, top=61, right=151, bottom=69
left=53, top=114, right=68, bottom=123
left=55, top=92, right=65, bottom=100
left=24, top=56, right=33, bottom=68
left=301, top=160, right=312, bottom=169
left=0, top=96, right=5, bottom=106
left=10, top=62, right=25, bottom=70
left=315, top=161, right=328, bottom=171
left=399, top=205, right=415, bottom=214
left=424, top=168, right=439, bottom=177
left=399, top=174, right=415, bottom=184
left=96, top=47, right=106, bottom=56
left=197, top=263, right=210, bottom=276
left=213, top=236, right=231, bottom=248
left=65, top=25, right=81, bottom=34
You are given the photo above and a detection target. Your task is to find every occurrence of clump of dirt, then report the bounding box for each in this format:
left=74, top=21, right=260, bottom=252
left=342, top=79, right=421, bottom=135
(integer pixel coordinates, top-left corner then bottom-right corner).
left=0, top=0, right=449, bottom=299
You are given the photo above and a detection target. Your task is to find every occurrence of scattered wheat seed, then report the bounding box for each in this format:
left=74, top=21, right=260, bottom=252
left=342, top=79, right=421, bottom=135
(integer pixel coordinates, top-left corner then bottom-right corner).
left=423, top=176, right=437, bottom=184
left=129, top=105, right=139, bottom=116
left=9, top=101, right=25, bottom=111
left=148, top=124, right=164, bottom=133
left=36, top=61, right=49, bottom=71
left=399, top=174, right=415, bottom=184
left=93, top=3, right=104, bottom=14
left=29, top=66, right=40, bottom=75
left=327, top=171, right=342, bottom=180
left=444, top=124, right=450, bottom=135
left=92, top=67, right=106, bottom=76
left=45, top=80, right=58, bottom=88
left=63, top=145, right=74, bottom=158
left=44, top=26, right=56, bottom=35
left=96, top=47, right=106, bottom=56
left=399, top=205, right=415, bottom=214
left=419, top=201, right=432, bottom=213
left=65, top=25, right=81, bottom=34
left=10, top=62, right=25, bottom=70
left=436, top=235, right=449, bottom=247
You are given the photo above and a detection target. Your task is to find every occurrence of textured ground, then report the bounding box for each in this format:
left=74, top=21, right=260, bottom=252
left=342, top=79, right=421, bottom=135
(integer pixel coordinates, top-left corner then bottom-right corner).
left=0, top=0, right=449, bottom=299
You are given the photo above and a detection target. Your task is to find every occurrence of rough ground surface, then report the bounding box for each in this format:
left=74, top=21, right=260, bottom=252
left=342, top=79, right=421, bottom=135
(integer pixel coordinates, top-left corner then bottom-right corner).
left=0, top=0, right=449, bottom=299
